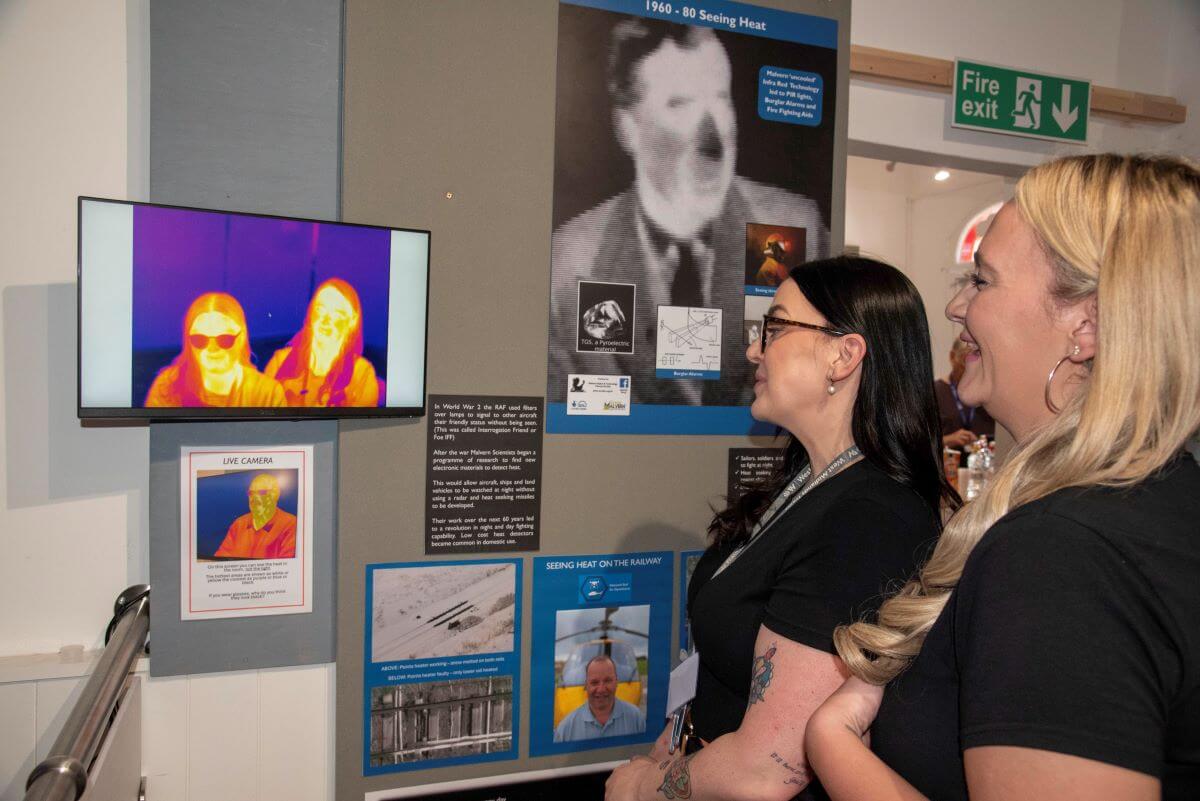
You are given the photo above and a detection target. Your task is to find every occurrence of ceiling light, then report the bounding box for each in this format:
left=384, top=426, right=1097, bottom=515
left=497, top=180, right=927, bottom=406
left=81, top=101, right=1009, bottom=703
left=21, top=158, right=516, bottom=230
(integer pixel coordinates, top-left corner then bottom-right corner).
left=934, top=169, right=951, bottom=182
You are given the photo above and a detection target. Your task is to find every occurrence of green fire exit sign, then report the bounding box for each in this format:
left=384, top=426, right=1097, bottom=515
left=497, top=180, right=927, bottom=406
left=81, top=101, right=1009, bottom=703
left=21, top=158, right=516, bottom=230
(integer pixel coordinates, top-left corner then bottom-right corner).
left=953, top=59, right=1090, bottom=143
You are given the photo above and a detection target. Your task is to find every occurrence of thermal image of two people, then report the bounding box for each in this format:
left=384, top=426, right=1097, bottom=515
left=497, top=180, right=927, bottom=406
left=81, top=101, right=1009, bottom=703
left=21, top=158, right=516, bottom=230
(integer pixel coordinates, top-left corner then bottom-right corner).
left=213, top=473, right=297, bottom=559
left=144, top=279, right=379, bottom=408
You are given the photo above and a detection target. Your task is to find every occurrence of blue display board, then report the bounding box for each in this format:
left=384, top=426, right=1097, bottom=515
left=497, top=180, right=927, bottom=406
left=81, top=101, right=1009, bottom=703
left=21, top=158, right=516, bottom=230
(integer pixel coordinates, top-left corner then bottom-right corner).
left=530, top=552, right=673, bottom=756
left=363, top=559, right=522, bottom=775
left=545, top=0, right=840, bottom=435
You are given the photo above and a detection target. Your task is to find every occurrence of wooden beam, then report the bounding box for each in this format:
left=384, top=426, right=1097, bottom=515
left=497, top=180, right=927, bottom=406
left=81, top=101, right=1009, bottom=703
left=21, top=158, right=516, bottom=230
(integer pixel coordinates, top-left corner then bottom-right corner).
left=849, top=45, right=1186, bottom=125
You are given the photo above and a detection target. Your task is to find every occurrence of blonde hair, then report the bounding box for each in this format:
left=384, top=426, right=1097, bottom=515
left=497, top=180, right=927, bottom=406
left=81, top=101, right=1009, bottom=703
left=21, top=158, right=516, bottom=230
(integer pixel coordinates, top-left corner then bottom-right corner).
left=835, top=154, right=1200, bottom=684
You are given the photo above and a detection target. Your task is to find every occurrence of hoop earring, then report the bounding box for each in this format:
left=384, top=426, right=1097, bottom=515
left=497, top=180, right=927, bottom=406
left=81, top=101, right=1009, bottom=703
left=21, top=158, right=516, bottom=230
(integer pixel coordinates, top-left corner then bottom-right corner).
left=1044, top=345, right=1081, bottom=414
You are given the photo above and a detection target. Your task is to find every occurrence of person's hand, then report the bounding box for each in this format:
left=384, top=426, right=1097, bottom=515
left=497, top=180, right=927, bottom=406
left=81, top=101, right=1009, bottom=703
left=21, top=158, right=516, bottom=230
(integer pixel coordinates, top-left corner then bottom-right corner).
left=647, top=721, right=672, bottom=762
left=810, top=676, right=884, bottom=744
left=943, top=428, right=975, bottom=449
left=606, top=756, right=658, bottom=801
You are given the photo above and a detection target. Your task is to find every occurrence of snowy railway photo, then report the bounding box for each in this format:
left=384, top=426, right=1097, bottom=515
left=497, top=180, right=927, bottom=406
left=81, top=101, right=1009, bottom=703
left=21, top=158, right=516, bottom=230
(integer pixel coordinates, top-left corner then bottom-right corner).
left=371, top=562, right=517, bottom=662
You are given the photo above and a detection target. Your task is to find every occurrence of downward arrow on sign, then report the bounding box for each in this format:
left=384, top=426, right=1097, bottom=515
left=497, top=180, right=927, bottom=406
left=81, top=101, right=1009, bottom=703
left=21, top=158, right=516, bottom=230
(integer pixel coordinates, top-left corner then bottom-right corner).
left=1052, top=85, right=1078, bottom=132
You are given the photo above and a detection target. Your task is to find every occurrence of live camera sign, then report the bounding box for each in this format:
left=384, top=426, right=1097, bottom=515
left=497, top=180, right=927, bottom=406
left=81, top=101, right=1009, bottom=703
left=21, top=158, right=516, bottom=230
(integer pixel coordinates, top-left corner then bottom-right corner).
left=952, top=59, right=1090, bottom=144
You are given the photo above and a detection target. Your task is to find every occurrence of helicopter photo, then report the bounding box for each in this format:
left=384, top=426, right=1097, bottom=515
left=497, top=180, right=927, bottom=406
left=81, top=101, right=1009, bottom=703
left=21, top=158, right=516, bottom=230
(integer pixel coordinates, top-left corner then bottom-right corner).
left=553, top=605, right=649, bottom=728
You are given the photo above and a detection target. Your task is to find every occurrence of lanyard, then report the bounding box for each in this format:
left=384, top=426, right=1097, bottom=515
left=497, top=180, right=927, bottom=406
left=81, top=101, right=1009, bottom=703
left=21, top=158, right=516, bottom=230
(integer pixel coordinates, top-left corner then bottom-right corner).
left=710, top=444, right=863, bottom=579
left=950, top=382, right=974, bottom=428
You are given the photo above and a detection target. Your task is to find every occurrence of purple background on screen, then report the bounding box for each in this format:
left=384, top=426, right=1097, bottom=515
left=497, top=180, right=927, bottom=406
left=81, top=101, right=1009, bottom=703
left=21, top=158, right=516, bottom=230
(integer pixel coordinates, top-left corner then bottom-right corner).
left=130, top=205, right=391, bottom=404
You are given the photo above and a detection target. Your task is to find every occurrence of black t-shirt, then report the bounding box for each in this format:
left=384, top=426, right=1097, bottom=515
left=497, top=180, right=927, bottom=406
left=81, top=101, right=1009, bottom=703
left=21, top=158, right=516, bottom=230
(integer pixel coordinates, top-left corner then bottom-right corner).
left=687, top=460, right=938, bottom=799
left=872, top=454, right=1200, bottom=801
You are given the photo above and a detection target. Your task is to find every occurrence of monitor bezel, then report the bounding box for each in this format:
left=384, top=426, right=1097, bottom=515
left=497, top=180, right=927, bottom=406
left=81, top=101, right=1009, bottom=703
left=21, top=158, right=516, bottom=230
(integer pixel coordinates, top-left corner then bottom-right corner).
left=77, top=196, right=431, bottom=421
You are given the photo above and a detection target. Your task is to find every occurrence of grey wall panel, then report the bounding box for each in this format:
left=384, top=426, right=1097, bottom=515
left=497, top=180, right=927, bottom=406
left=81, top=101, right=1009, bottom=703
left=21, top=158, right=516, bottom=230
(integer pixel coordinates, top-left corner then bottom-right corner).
left=150, top=0, right=342, bottom=219
left=148, top=420, right=338, bottom=676
left=337, top=1, right=850, bottom=797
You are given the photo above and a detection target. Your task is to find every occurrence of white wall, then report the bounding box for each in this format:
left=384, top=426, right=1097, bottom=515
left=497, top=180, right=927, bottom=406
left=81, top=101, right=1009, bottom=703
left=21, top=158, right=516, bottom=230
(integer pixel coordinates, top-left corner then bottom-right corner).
left=0, top=0, right=145, bottom=659
left=850, top=0, right=1200, bottom=164
left=0, top=3, right=332, bottom=800
left=843, top=159, right=911, bottom=271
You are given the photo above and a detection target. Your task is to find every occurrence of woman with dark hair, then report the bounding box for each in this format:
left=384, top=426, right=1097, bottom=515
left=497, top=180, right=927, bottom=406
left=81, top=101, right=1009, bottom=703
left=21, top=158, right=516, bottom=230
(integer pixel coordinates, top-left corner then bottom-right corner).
left=265, top=277, right=380, bottom=407
left=607, top=256, right=956, bottom=801
left=144, top=292, right=286, bottom=408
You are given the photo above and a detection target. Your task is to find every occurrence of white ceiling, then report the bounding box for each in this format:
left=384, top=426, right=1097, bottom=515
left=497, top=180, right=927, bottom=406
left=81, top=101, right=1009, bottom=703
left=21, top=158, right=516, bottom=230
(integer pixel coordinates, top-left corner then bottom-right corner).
left=846, top=155, right=1013, bottom=199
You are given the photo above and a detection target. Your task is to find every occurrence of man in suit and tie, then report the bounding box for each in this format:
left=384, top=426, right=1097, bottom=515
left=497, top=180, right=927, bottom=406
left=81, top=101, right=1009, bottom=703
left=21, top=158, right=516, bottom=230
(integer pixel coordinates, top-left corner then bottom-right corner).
left=548, top=16, right=828, bottom=406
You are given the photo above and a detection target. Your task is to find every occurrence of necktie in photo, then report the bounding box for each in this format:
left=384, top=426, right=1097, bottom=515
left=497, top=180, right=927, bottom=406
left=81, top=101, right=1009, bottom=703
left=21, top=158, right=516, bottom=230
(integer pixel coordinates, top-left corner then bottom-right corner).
left=670, top=242, right=703, bottom=308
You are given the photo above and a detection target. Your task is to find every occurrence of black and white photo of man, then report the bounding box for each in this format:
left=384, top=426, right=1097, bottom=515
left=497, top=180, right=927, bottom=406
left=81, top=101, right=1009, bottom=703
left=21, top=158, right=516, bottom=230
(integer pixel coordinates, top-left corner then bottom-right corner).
left=547, top=7, right=836, bottom=409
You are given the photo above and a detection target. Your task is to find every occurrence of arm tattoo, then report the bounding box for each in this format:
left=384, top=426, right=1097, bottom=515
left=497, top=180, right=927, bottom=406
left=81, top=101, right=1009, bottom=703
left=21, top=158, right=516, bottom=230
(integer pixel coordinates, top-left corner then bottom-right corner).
left=746, top=643, right=778, bottom=707
left=769, top=751, right=811, bottom=788
left=657, top=753, right=696, bottom=799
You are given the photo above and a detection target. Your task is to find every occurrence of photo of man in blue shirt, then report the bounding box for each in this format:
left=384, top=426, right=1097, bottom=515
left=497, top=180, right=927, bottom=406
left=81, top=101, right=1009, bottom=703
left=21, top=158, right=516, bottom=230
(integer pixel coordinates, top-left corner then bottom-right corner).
left=553, top=655, right=646, bottom=742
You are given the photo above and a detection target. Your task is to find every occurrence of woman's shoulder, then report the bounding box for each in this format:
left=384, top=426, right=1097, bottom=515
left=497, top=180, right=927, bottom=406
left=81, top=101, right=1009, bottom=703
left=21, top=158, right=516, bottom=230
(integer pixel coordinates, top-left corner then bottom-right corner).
left=351, top=354, right=377, bottom=380
left=263, top=347, right=291, bottom=377
left=819, top=460, right=936, bottom=523
left=963, top=455, right=1200, bottom=609
left=144, top=363, right=181, bottom=405
left=989, top=454, right=1200, bottom=554
left=775, top=460, right=939, bottom=557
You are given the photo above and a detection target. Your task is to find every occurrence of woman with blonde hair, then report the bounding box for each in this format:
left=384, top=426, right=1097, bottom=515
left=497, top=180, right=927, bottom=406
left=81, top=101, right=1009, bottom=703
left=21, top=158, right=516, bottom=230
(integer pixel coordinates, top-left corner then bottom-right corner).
left=265, top=277, right=380, bottom=407
left=145, top=292, right=286, bottom=408
left=805, top=154, right=1200, bottom=800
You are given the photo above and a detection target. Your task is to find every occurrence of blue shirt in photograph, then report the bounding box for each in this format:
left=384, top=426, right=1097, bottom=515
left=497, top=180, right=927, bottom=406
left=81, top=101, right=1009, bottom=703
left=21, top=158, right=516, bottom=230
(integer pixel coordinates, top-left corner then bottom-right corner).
left=553, top=698, right=645, bottom=743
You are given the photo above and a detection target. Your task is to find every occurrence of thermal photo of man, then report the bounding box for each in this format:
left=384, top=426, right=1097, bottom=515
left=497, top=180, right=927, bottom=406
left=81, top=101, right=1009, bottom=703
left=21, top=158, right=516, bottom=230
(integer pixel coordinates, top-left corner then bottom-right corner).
left=213, top=473, right=297, bottom=559
left=265, top=278, right=381, bottom=407
left=553, top=655, right=645, bottom=742
left=144, top=292, right=287, bottom=408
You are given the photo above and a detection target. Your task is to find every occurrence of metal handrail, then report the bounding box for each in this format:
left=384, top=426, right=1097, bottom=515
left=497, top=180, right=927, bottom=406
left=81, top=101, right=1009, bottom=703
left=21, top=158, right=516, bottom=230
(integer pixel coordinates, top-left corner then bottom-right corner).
left=24, top=585, right=150, bottom=801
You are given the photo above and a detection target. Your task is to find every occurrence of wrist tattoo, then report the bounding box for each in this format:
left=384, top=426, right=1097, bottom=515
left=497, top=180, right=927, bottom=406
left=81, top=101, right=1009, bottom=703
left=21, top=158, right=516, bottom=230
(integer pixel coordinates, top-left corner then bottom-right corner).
left=769, top=751, right=811, bottom=788
left=747, top=643, right=778, bottom=707
left=657, top=753, right=696, bottom=799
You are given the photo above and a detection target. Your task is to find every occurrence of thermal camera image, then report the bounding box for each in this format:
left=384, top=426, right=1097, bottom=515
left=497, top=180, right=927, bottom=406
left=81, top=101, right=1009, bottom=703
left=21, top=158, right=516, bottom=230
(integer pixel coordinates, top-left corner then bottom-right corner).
left=131, top=205, right=391, bottom=409
left=195, top=468, right=300, bottom=561
left=264, top=278, right=380, bottom=407
left=144, top=292, right=286, bottom=407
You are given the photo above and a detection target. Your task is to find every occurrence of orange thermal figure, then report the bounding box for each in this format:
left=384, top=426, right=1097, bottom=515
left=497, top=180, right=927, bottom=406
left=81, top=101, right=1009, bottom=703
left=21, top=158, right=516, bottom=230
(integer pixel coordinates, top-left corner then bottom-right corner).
left=144, top=292, right=287, bottom=408
left=265, top=278, right=380, bottom=407
left=754, top=233, right=791, bottom=287
left=213, top=473, right=297, bottom=559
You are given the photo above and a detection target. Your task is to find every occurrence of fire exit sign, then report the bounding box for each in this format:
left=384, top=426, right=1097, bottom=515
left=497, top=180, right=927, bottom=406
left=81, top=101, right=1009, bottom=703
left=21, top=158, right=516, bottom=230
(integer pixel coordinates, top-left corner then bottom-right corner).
left=953, top=59, right=1090, bottom=143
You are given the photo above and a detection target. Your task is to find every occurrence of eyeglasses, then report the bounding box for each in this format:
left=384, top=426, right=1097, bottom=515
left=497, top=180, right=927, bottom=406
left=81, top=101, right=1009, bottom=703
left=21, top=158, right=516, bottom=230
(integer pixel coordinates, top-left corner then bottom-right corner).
left=188, top=333, right=237, bottom=350
left=759, top=314, right=849, bottom=351
left=248, top=489, right=273, bottom=497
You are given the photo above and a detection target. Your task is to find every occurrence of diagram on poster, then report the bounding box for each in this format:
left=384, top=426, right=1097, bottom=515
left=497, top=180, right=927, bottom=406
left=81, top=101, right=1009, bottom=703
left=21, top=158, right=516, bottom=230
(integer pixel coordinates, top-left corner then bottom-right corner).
left=545, top=0, right=838, bottom=434
left=179, top=446, right=314, bottom=620
left=364, top=560, right=522, bottom=775
left=655, top=306, right=722, bottom=379
left=530, top=552, right=671, bottom=756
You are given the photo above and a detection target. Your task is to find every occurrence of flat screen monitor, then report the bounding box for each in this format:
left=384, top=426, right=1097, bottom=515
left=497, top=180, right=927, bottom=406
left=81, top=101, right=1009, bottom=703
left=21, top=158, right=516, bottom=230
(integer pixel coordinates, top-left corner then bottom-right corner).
left=78, top=197, right=430, bottom=419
